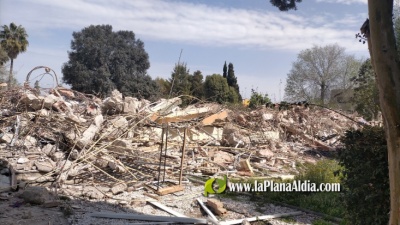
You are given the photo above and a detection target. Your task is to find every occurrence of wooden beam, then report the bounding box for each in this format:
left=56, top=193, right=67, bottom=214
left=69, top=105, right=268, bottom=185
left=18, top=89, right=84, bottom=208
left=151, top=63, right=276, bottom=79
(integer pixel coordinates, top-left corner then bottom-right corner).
left=147, top=201, right=187, bottom=217
left=156, top=185, right=184, bottom=196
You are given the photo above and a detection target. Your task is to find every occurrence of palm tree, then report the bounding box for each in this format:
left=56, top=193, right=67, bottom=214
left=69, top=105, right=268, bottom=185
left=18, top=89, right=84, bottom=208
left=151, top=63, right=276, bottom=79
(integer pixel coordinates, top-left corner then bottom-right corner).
left=0, top=22, right=29, bottom=89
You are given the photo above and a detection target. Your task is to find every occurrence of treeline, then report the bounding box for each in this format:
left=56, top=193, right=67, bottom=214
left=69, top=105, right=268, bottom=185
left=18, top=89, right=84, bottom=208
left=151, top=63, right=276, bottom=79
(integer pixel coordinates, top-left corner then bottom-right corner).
left=60, top=24, right=246, bottom=105
left=155, top=62, right=242, bottom=105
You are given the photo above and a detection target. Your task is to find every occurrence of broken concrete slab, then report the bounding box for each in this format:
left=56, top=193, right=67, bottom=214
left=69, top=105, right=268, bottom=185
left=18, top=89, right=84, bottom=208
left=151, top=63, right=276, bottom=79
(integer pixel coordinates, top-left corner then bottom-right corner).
left=111, top=183, right=127, bottom=195
left=35, top=159, right=56, bottom=173
left=207, top=198, right=227, bottom=215
left=77, top=114, right=104, bottom=149
left=155, top=106, right=213, bottom=124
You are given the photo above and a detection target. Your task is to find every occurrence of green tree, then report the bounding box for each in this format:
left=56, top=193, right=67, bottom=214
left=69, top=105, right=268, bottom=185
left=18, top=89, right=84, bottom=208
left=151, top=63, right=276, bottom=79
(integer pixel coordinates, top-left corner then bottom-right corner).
left=271, top=1, right=400, bottom=223
left=155, top=77, right=171, bottom=98
left=249, top=89, right=271, bottom=109
left=0, top=22, right=29, bottom=89
left=169, top=63, right=191, bottom=96
left=62, top=25, right=158, bottom=99
left=352, top=59, right=380, bottom=120
left=223, top=61, right=227, bottom=78
left=204, top=74, right=236, bottom=104
left=226, top=62, right=242, bottom=100
left=190, top=70, right=204, bottom=101
left=270, top=0, right=301, bottom=11
left=284, top=44, right=360, bottom=105
left=0, top=45, right=8, bottom=65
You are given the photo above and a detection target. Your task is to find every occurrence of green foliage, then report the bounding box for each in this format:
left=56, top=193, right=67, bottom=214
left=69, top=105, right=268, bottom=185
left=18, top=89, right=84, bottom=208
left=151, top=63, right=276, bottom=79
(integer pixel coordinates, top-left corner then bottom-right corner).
left=338, top=127, right=389, bottom=225
left=284, top=44, right=360, bottom=105
left=168, top=63, right=192, bottom=104
left=251, top=159, right=344, bottom=219
left=249, top=89, right=271, bottom=109
left=296, top=159, right=342, bottom=185
left=255, top=186, right=344, bottom=218
left=223, top=61, right=227, bottom=78
left=0, top=22, right=29, bottom=60
left=0, top=46, right=9, bottom=65
left=270, top=0, right=302, bottom=11
left=226, top=62, right=242, bottom=101
left=312, top=219, right=334, bottom=225
left=351, top=59, right=380, bottom=120
left=189, top=70, right=204, bottom=101
left=62, top=25, right=159, bottom=99
left=155, top=77, right=171, bottom=98
left=0, top=22, right=29, bottom=88
left=204, top=74, right=236, bottom=104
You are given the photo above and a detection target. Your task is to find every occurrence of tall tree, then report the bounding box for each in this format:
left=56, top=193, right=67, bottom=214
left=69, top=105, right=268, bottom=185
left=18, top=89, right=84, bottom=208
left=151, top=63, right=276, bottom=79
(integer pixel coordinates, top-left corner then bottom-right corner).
left=352, top=59, right=380, bottom=120
left=62, top=25, right=158, bottom=99
left=270, top=0, right=301, bottom=11
left=155, top=77, right=171, bottom=98
left=223, top=61, right=227, bottom=78
left=204, top=74, right=238, bottom=104
left=226, top=62, right=242, bottom=101
left=271, top=1, right=400, bottom=223
left=284, top=44, right=359, bottom=105
left=169, top=63, right=191, bottom=96
left=0, top=22, right=29, bottom=89
left=190, top=70, right=204, bottom=100
left=0, top=46, right=8, bottom=66
left=168, top=63, right=192, bottom=104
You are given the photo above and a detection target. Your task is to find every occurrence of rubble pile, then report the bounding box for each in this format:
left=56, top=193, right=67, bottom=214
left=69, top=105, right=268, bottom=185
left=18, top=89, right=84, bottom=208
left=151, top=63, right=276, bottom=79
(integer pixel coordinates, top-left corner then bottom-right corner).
left=0, top=86, right=365, bottom=199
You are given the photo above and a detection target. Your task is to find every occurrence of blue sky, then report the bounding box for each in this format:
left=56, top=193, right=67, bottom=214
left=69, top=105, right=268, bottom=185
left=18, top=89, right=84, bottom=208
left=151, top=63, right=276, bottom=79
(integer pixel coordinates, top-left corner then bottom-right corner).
left=0, top=0, right=369, bottom=101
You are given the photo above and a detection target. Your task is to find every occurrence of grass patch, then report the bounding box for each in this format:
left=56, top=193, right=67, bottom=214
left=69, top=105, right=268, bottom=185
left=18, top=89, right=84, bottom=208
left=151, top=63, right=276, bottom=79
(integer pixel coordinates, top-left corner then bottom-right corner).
left=256, top=191, right=344, bottom=218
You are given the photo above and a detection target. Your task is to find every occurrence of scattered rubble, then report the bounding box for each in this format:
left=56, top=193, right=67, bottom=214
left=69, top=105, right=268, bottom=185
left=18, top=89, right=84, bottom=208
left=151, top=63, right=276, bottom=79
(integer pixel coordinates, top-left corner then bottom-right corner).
left=0, top=81, right=372, bottom=224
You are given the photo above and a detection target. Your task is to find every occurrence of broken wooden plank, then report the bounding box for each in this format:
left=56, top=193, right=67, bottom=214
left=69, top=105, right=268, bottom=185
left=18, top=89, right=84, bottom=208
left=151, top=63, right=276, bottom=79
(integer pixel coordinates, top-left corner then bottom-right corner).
left=156, top=185, right=184, bottom=196
left=196, top=198, right=219, bottom=224
left=201, top=110, right=228, bottom=126
left=219, top=211, right=303, bottom=225
left=90, top=212, right=207, bottom=224
left=239, top=159, right=254, bottom=175
left=147, top=201, right=187, bottom=217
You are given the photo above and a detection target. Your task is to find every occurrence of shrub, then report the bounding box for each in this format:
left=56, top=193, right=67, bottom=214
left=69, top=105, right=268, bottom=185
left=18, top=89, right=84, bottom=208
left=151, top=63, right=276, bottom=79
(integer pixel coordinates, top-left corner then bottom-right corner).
left=249, top=89, right=271, bottom=109
left=296, top=159, right=341, bottom=185
left=338, top=126, right=389, bottom=225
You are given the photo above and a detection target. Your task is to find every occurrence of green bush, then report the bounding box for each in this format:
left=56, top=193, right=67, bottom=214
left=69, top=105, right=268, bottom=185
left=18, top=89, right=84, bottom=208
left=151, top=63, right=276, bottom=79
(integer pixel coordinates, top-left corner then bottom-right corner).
left=296, top=159, right=342, bottom=185
left=249, top=89, right=271, bottom=109
left=338, top=126, right=389, bottom=225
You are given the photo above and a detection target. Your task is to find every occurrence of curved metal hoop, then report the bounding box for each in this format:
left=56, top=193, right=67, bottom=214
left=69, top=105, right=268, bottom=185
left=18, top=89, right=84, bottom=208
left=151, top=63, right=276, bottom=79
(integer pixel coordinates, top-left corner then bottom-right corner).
left=25, top=66, right=59, bottom=87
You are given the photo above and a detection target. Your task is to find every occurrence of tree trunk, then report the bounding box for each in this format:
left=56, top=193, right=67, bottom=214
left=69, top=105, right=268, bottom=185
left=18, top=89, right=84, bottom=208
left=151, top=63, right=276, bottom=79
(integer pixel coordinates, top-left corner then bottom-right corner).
left=8, top=58, right=13, bottom=90
left=320, top=82, right=326, bottom=105
left=368, top=1, right=400, bottom=224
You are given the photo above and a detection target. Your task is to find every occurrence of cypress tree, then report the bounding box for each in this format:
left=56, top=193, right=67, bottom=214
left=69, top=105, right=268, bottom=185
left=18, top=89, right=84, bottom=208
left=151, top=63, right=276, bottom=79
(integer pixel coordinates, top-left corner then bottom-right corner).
left=223, top=61, right=227, bottom=78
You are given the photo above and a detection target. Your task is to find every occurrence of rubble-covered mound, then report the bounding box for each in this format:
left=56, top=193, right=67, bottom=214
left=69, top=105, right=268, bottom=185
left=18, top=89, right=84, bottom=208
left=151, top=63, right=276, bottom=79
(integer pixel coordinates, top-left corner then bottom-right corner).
left=0, top=86, right=371, bottom=199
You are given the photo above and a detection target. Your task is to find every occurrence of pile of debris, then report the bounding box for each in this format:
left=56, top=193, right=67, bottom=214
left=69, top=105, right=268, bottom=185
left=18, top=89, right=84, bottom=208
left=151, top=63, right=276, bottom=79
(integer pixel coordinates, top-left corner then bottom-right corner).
left=0, top=86, right=367, bottom=193
left=0, top=84, right=368, bottom=224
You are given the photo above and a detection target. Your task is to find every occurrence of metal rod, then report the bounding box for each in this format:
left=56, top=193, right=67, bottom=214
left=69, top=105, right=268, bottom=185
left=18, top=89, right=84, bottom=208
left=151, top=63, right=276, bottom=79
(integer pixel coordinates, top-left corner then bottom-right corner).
left=157, top=125, right=166, bottom=191
left=179, top=127, right=187, bottom=185
left=162, top=123, right=169, bottom=182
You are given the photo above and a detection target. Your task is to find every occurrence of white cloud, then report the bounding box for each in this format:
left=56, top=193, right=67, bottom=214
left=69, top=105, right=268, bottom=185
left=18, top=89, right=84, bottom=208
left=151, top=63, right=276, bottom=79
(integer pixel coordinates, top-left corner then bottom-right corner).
left=1, top=0, right=367, bottom=53
left=316, top=0, right=367, bottom=4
